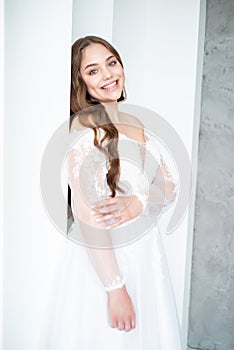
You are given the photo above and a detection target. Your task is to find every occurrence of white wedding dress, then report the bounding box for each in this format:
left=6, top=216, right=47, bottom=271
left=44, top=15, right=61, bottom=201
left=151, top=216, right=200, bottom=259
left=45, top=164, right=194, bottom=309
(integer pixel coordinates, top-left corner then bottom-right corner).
left=38, top=126, right=183, bottom=350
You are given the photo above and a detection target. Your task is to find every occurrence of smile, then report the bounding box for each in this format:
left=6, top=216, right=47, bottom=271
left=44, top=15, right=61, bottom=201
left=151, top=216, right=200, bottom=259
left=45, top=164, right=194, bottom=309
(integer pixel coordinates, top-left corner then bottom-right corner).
left=101, top=80, right=118, bottom=90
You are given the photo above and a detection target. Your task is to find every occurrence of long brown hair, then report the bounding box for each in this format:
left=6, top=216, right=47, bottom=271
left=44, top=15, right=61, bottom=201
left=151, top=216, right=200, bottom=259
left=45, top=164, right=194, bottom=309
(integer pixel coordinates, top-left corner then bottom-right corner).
left=68, top=36, right=126, bottom=224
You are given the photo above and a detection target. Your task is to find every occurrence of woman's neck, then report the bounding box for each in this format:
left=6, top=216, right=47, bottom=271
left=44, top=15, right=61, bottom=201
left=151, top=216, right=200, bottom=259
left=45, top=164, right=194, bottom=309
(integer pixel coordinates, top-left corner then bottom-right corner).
left=102, top=101, right=120, bottom=124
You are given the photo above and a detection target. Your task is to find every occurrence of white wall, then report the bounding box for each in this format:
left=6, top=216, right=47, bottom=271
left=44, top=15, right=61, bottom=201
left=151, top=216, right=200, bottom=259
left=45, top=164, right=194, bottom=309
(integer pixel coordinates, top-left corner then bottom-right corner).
left=4, top=1, right=73, bottom=349
left=72, top=0, right=114, bottom=43
left=1, top=1, right=4, bottom=350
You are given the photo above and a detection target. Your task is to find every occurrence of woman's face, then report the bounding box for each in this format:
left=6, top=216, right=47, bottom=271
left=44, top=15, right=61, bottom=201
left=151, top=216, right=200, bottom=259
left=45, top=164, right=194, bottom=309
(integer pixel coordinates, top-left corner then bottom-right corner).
left=80, top=43, right=125, bottom=103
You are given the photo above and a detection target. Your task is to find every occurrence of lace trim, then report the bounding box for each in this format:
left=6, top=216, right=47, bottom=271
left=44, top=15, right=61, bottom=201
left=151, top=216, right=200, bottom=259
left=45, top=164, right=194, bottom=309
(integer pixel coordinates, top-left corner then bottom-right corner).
left=70, top=142, right=110, bottom=205
left=104, top=275, right=126, bottom=292
left=154, top=154, right=178, bottom=202
left=135, top=130, right=149, bottom=171
left=137, top=142, right=146, bottom=171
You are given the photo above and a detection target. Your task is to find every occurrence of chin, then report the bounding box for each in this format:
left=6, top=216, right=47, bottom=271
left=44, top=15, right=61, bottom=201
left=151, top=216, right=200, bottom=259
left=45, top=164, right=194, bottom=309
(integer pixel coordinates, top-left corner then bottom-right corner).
left=113, top=90, right=124, bottom=101
left=101, top=93, right=123, bottom=104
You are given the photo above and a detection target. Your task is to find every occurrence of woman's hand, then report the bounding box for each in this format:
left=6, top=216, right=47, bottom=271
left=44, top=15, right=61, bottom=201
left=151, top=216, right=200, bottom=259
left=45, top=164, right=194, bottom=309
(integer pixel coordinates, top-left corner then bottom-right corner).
left=107, top=285, right=136, bottom=332
left=90, top=195, right=144, bottom=229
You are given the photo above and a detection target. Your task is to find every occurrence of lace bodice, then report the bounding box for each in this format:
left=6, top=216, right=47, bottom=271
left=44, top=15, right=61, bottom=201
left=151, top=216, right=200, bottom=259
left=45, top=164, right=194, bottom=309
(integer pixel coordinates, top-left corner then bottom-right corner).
left=67, top=127, right=178, bottom=291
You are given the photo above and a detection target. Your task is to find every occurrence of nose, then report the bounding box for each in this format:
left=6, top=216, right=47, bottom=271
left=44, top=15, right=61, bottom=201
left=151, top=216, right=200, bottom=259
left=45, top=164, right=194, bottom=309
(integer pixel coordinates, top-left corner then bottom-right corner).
left=101, top=66, right=113, bottom=80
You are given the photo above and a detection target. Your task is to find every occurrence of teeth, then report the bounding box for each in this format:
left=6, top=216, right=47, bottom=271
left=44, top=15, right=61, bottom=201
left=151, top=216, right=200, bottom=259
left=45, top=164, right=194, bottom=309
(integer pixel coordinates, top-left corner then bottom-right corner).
left=102, top=81, right=117, bottom=89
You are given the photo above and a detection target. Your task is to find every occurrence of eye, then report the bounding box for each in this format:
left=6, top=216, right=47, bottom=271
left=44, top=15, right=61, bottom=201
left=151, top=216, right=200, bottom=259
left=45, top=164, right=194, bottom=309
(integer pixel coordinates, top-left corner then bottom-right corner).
left=89, top=69, right=98, bottom=76
left=109, top=60, right=117, bottom=66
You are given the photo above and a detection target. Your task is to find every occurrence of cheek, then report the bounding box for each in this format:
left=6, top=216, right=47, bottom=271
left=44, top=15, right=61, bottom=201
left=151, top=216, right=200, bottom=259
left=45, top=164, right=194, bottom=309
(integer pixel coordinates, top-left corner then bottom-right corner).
left=122, top=70, right=125, bottom=82
left=116, top=66, right=125, bottom=80
left=117, top=68, right=125, bottom=85
left=83, top=78, right=98, bottom=93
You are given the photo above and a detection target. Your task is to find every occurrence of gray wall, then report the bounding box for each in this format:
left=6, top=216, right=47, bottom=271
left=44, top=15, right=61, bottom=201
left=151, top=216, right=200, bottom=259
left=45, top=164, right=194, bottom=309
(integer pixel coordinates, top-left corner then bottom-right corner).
left=188, top=0, right=234, bottom=349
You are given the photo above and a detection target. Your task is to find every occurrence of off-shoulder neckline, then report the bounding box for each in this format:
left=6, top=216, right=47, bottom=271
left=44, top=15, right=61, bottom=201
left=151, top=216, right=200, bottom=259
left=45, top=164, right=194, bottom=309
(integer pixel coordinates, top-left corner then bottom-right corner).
left=71, top=127, right=151, bottom=145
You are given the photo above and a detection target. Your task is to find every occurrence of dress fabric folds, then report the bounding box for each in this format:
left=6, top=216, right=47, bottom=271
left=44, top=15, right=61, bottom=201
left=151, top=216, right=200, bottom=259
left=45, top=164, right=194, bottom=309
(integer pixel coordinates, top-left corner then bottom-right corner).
left=38, top=128, right=183, bottom=350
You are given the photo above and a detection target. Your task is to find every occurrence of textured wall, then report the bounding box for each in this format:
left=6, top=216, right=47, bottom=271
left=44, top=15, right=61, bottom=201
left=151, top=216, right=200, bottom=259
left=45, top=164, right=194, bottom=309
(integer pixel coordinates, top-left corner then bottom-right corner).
left=188, top=1, right=234, bottom=350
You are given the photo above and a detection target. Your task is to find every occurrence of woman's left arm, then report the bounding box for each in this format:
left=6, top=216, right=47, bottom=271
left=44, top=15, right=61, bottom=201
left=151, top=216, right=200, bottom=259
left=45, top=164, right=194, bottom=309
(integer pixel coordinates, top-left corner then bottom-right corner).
left=92, top=154, right=178, bottom=228
left=142, top=153, right=178, bottom=216
left=91, top=194, right=144, bottom=229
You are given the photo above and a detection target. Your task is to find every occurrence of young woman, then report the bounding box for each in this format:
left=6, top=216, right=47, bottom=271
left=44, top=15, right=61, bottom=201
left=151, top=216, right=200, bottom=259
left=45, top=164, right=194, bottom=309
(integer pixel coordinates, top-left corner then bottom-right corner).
left=39, top=36, right=182, bottom=350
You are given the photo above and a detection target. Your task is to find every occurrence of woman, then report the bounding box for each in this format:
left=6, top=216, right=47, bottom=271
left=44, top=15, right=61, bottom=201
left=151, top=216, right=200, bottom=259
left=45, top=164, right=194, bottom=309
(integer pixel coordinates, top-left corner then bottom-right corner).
left=39, top=36, right=182, bottom=350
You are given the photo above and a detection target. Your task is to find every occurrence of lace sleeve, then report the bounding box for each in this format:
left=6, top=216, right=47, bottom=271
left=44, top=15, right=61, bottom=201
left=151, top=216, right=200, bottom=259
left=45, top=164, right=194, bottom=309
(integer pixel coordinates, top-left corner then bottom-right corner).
left=135, top=134, right=178, bottom=219
left=68, top=130, right=125, bottom=292
left=147, top=153, right=177, bottom=215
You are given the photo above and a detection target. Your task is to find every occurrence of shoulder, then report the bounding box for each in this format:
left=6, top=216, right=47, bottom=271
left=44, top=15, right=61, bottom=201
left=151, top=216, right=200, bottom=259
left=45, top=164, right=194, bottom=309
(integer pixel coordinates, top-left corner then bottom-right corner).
left=70, top=114, right=87, bottom=133
left=119, top=112, right=145, bottom=143
left=119, top=112, right=144, bottom=129
left=69, top=115, right=95, bottom=151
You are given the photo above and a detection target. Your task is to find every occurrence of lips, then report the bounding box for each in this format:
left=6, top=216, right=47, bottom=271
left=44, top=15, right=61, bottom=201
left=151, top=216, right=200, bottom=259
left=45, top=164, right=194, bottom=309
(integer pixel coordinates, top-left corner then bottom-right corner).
left=101, top=80, right=118, bottom=89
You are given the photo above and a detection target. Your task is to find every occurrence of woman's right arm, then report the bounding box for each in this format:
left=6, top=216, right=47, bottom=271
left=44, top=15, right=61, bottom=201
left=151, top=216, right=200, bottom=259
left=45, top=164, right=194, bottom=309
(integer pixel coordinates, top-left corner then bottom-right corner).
left=67, top=129, right=136, bottom=331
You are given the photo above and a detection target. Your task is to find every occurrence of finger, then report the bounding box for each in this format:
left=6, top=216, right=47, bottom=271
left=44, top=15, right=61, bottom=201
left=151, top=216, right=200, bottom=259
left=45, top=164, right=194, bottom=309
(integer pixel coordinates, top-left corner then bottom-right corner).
left=90, top=208, right=107, bottom=216
left=90, top=212, right=103, bottom=219
left=131, top=315, right=136, bottom=329
left=95, top=203, right=120, bottom=213
left=106, top=218, right=124, bottom=229
left=93, top=202, right=124, bottom=216
left=95, top=197, right=127, bottom=211
left=106, top=216, right=125, bottom=229
left=124, top=320, right=132, bottom=332
left=95, top=211, right=121, bottom=223
left=117, top=321, right=125, bottom=331
left=94, top=197, right=116, bottom=208
left=91, top=205, right=116, bottom=216
left=111, top=320, right=117, bottom=329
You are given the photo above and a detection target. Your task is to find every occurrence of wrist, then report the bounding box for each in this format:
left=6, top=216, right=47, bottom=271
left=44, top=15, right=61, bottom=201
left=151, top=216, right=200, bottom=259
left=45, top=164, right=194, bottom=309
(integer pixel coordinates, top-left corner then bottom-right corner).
left=106, top=284, right=126, bottom=296
left=134, top=193, right=147, bottom=212
left=104, top=275, right=126, bottom=293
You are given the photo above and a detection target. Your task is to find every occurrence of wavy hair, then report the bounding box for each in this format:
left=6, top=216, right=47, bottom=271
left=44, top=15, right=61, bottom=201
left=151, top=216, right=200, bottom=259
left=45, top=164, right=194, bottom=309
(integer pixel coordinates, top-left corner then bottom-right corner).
left=68, top=36, right=126, bottom=224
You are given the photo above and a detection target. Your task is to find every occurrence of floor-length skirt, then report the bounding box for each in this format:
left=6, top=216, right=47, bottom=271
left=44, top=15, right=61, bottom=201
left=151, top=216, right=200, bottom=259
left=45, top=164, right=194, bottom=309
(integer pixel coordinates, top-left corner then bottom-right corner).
left=38, top=225, right=182, bottom=350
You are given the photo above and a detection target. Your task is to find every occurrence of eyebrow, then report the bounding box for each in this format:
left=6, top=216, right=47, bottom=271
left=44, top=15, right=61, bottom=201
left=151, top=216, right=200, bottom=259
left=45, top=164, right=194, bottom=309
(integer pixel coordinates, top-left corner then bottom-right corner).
left=84, top=55, right=115, bottom=70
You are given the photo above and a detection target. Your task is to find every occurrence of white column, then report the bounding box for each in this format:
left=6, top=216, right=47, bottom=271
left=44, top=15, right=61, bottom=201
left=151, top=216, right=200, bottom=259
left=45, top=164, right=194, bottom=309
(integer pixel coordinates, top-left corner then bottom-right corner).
left=72, top=0, right=114, bottom=43
left=4, top=1, right=73, bottom=349
left=1, top=1, right=4, bottom=349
